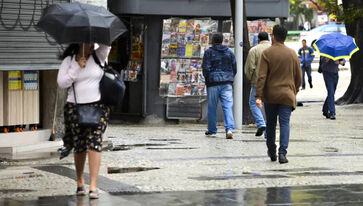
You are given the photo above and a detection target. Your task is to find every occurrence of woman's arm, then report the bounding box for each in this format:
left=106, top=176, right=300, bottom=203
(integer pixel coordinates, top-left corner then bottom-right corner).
left=57, top=57, right=82, bottom=88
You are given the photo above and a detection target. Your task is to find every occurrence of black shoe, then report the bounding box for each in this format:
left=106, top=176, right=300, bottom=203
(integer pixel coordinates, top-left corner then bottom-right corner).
left=279, top=154, right=288, bottom=164
left=309, top=83, right=313, bottom=89
left=323, top=112, right=330, bottom=119
left=58, top=147, right=72, bottom=160
left=330, top=115, right=336, bottom=120
left=267, top=150, right=277, bottom=162
left=205, top=131, right=216, bottom=137
left=255, top=127, right=266, bottom=137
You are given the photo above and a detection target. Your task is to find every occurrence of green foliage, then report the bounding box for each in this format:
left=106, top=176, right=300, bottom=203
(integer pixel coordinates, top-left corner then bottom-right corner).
left=290, top=0, right=314, bottom=22
left=317, top=0, right=363, bottom=24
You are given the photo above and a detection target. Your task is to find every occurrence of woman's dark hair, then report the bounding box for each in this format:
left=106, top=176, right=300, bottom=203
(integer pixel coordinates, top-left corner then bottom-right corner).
left=272, top=25, right=287, bottom=42
left=59, top=44, right=80, bottom=60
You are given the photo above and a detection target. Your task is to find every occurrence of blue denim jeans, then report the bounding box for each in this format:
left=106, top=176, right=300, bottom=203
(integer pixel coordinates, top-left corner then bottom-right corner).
left=265, top=104, right=292, bottom=156
left=207, top=84, right=235, bottom=134
left=249, top=87, right=266, bottom=128
left=322, top=71, right=339, bottom=116
left=302, top=65, right=312, bottom=89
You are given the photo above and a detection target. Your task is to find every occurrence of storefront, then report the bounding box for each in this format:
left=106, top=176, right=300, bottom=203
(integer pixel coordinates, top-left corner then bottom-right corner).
left=108, top=0, right=289, bottom=121
left=0, top=0, right=69, bottom=153
left=108, top=0, right=288, bottom=119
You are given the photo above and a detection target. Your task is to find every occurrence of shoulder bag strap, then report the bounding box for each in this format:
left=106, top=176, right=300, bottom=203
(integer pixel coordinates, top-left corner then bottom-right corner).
left=92, top=52, right=105, bottom=70
left=72, top=83, right=78, bottom=104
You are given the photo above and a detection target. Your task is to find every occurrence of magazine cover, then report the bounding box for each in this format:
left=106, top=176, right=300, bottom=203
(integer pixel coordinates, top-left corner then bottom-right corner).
left=193, top=33, right=200, bottom=42
left=192, top=71, right=198, bottom=83
left=223, top=33, right=231, bottom=46
left=198, top=83, right=206, bottom=96
left=184, top=84, right=192, bottom=96
left=185, top=72, right=192, bottom=83
left=205, top=20, right=218, bottom=33
left=182, top=59, right=190, bottom=72
left=162, top=44, right=170, bottom=57
left=192, top=43, right=201, bottom=57
left=160, top=59, right=170, bottom=74
left=170, top=32, right=178, bottom=44
left=177, top=72, right=186, bottom=83
left=200, top=45, right=209, bottom=58
left=198, top=71, right=205, bottom=83
left=168, top=83, right=177, bottom=96
left=200, top=33, right=209, bottom=45
left=189, top=60, right=198, bottom=72
left=163, top=19, right=171, bottom=32
left=176, top=83, right=185, bottom=96
left=160, top=74, right=171, bottom=84
left=185, top=43, right=193, bottom=57
left=169, top=44, right=178, bottom=57
left=177, top=44, right=186, bottom=57
left=177, top=33, right=186, bottom=45
left=170, top=19, right=179, bottom=32
left=162, top=33, right=171, bottom=45
left=191, top=84, right=199, bottom=96
left=186, top=20, right=195, bottom=33
left=178, top=20, right=187, bottom=33
left=194, top=20, right=202, bottom=35
left=169, top=59, right=177, bottom=72
left=185, top=33, right=194, bottom=44
left=176, top=59, right=183, bottom=72
left=170, top=71, right=178, bottom=82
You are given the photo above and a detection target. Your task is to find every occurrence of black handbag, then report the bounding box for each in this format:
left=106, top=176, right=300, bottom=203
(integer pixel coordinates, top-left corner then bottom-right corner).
left=93, top=53, right=126, bottom=106
left=72, top=84, right=103, bottom=129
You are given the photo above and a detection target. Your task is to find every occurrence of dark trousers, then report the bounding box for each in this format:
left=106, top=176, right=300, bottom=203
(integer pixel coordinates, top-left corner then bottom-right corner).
left=322, top=71, right=339, bottom=115
left=265, top=104, right=292, bottom=156
left=302, top=66, right=312, bottom=89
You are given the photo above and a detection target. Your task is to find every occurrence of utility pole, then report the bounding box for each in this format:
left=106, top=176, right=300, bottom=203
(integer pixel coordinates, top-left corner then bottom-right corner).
left=233, top=0, right=243, bottom=130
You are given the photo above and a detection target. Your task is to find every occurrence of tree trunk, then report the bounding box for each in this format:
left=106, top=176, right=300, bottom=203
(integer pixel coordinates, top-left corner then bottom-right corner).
left=337, top=0, right=363, bottom=104
left=230, top=0, right=255, bottom=124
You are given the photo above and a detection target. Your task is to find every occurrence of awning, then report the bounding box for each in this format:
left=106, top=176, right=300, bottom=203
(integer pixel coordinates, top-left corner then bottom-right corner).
left=109, top=0, right=289, bottom=18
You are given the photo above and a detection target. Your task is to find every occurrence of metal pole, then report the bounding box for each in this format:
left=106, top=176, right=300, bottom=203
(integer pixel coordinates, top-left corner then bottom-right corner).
left=233, top=0, right=243, bottom=130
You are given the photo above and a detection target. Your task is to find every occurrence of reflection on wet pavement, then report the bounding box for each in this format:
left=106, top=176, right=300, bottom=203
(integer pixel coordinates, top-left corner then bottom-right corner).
left=2, top=184, right=363, bottom=206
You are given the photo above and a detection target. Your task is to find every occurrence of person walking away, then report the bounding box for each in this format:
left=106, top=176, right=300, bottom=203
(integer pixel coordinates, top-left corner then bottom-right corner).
left=255, top=25, right=302, bottom=164
left=202, top=33, right=237, bottom=139
left=298, top=39, right=314, bottom=89
left=245, top=32, right=270, bottom=137
left=57, top=43, right=111, bottom=199
left=319, top=56, right=345, bottom=120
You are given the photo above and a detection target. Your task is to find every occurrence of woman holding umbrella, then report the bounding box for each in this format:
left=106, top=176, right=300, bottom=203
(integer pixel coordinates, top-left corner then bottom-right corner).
left=37, top=2, right=127, bottom=199
left=57, top=43, right=111, bottom=198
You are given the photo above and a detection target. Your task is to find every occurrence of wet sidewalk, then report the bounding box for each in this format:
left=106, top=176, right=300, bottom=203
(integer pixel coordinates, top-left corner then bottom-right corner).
left=1, top=70, right=363, bottom=205
left=2, top=184, right=363, bottom=205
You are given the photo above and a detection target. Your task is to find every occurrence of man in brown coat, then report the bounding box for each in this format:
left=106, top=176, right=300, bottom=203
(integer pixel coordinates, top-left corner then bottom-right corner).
left=255, top=25, right=302, bottom=164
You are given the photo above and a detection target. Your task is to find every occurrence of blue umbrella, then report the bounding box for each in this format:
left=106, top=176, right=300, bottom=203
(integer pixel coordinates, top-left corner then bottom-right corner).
left=313, top=33, right=359, bottom=60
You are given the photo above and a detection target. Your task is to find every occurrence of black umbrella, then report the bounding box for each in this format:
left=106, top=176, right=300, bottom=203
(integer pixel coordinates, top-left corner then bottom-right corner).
left=37, top=2, right=127, bottom=46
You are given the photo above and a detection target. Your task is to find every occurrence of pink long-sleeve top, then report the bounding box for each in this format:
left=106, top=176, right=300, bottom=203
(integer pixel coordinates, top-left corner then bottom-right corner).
left=57, top=44, right=111, bottom=104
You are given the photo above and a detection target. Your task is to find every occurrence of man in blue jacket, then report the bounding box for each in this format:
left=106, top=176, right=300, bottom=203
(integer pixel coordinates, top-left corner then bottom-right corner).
left=202, top=33, right=237, bottom=139
left=298, top=39, right=315, bottom=89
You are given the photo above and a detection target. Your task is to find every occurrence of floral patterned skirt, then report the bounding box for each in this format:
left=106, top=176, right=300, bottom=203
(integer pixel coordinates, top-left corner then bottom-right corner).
left=63, top=102, right=110, bottom=153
